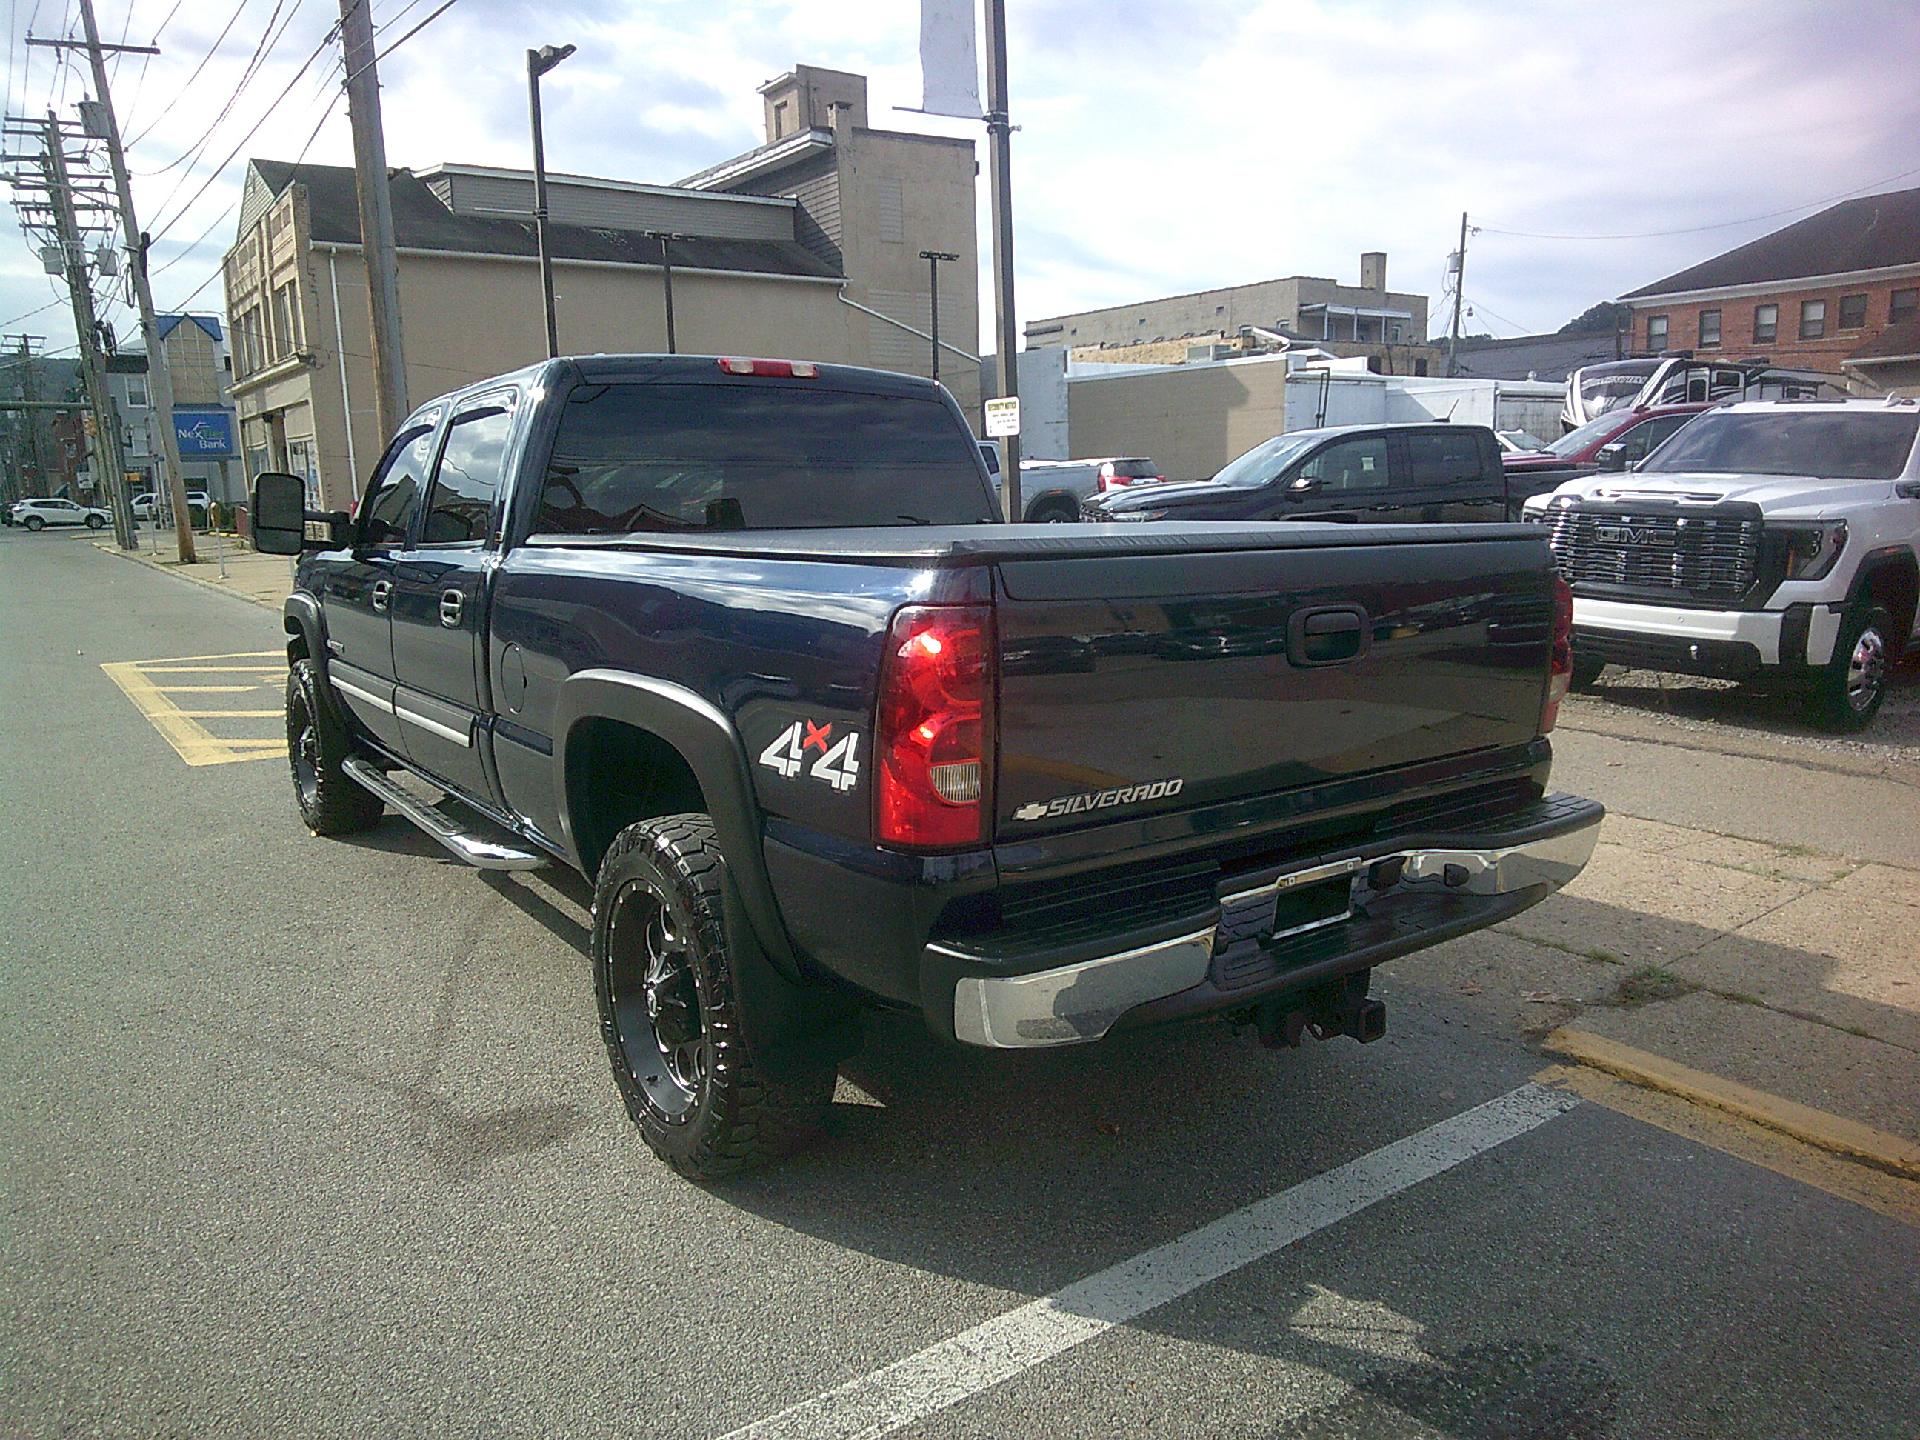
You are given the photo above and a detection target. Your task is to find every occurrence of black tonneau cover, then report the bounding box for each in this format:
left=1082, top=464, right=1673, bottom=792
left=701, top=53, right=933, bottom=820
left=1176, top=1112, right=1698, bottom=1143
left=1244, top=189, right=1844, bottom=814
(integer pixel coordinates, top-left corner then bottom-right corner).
left=525, top=521, right=1547, bottom=567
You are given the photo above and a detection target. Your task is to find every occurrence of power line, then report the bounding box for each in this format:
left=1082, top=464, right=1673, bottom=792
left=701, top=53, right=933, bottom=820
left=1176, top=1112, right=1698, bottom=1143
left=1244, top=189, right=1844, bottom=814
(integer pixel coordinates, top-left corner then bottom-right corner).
left=137, top=0, right=307, bottom=185
left=118, top=0, right=184, bottom=130
left=1479, top=162, right=1920, bottom=242
left=147, top=24, right=335, bottom=240
left=373, top=0, right=430, bottom=36
left=342, top=0, right=460, bottom=86
left=122, top=0, right=251, bottom=148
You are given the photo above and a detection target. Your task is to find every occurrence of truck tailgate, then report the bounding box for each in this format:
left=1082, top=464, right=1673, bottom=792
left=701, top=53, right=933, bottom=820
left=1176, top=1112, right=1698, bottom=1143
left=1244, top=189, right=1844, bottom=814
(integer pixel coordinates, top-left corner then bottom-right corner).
left=993, top=529, right=1553, bottom=835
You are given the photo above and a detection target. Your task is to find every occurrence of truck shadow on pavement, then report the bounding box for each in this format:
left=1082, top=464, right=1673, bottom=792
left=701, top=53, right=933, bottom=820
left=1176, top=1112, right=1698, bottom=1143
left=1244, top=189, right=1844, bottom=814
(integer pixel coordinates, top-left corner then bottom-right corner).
left=1573, top=654, right=1919, bottom=746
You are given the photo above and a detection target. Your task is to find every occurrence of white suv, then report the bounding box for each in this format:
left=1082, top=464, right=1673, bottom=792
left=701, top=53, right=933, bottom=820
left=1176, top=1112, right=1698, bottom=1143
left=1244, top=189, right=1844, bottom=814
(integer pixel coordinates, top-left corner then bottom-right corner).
left=1525, top=397, right=1920, bottom=730
left=11, top=496, right=111, bottom=531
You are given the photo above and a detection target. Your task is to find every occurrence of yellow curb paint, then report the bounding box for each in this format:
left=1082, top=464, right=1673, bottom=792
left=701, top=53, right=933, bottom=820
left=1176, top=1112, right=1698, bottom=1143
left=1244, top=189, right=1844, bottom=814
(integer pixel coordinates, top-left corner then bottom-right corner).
left=1537, top=1065, right=1920, bottom=1228
left=101, top=661, right=284, bottom=767
left=1545, top=1028, right=1920, bottom=1182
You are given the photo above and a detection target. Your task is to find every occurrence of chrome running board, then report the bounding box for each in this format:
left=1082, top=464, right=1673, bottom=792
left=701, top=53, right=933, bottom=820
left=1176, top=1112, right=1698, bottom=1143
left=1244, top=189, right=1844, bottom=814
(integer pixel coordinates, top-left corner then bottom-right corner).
left=341, top=756, right=546, bottom=871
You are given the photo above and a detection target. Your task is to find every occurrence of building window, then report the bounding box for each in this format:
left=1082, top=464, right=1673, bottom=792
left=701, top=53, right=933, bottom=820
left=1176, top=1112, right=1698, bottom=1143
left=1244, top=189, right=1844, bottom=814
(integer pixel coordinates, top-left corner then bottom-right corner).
left=272, top=282, right=303, bottom=359
left=1753, top=304, right=1778, bottom=344
left=1838, top=294, right=1868, bottom=330
left=1892, top=289, right=1918, bottom=324
left=126, top=377, right=149, bottom=409
left=1698, top=309, right=1721, bottom=347
left=773, top=99, right=789, bottom=139
left=1799, top=300, right=1826, bottom=340
left=1646, top=315, right=1669, bottom=350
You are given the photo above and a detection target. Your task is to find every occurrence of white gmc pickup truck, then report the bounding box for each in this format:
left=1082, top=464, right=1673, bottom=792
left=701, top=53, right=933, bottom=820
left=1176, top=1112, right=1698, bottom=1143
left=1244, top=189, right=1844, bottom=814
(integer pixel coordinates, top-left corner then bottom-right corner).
left=1524, top=397, right=1920, bottom=730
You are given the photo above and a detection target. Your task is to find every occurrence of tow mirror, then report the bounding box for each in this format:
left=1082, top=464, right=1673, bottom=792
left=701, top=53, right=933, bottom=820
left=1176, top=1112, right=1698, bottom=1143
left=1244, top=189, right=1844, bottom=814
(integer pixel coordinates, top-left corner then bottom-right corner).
left=251, top=471, right=349, bottom=554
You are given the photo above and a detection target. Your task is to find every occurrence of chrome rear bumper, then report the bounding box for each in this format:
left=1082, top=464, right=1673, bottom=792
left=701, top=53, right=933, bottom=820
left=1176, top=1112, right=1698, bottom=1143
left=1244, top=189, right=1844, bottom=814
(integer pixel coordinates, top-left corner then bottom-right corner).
left=945, top=798, right=1603, bottom=1048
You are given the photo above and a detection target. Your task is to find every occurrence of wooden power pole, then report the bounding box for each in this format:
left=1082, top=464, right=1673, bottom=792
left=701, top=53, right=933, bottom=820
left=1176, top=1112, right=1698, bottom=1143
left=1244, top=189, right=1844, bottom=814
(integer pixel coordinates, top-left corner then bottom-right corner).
left=34, top=112, right=134, bottom=547
left=339, top=0, right=409, bottom=447
left=61, top=0, right=197, bottom=561
left=1446, top=211, right=1468, bottom=379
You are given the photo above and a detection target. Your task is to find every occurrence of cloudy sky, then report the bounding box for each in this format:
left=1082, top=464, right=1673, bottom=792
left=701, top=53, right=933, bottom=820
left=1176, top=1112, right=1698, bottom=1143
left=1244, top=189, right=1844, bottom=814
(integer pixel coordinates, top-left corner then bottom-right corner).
left=4, top=0, right=1919, bottom=360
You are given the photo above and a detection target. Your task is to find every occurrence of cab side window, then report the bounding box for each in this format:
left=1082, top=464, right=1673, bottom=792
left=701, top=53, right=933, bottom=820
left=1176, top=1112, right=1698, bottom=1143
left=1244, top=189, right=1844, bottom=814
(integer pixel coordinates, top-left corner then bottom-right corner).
left=358, top=424, right=437, bottom=549
left=421, top=401, right=515, bottom=547
left=1404, top=430, right=1486, bottom=485
left=1299, top=436, right=1389, bottom=491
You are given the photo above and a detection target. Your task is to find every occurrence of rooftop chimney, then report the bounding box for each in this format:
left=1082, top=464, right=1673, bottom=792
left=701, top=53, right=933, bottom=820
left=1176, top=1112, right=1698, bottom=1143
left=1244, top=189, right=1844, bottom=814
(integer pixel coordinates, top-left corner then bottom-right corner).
left=1360, top=251, right=1387, bottom=291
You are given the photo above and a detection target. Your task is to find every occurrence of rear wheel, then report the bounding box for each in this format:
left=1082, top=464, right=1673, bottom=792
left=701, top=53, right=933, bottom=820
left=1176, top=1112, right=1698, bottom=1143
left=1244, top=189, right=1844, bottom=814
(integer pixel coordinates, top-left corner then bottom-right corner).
left=286, top=658, right=384, bottom=834
left=1027, top=499, right=1079, bottom=524
left=85, top=513, right=105, bottom=529
left=1569, top=653, right=1606, bottom=692
left=23, top=516, right=43, bottom=531
left=593, top=814, right=834, bottom=1180
left=1806, top=604, right=1892, bottom=732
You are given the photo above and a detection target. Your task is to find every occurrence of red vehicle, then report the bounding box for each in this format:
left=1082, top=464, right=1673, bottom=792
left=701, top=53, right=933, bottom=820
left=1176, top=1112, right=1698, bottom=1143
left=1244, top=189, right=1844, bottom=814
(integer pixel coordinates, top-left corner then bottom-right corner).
left=1502, top=403, right=1712, bottom=511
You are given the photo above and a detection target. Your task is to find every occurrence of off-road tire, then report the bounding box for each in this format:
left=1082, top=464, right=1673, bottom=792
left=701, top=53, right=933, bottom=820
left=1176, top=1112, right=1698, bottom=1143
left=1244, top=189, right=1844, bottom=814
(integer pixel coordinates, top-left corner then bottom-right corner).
left=23, top=515, right=43, bottom=531
left=1026, top=499, right=1079, bottom=524
left=1806, top=604, right=1893, bottom=733
left=286, top=658, right=383, bottom=835
left=592, top=814, right=834, bottom=1180
left=1569, top=653, right=1606, bottom=692
left=85, top=513, right=105, bottom=529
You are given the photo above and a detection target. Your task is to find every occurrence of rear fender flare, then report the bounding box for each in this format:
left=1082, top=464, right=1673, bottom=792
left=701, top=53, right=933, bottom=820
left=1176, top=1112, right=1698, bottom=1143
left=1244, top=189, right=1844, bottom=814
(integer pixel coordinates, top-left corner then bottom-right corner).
left=552, top=670, right=798, bottom=973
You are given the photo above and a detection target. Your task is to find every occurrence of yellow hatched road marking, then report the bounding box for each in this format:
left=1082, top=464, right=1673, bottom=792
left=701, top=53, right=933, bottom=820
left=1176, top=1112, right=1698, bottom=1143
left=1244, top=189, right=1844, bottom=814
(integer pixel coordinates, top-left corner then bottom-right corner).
left=154, top=684, right=266, bottom=693
left=127, top=649, right=282, bottom=664
left=137, top=666, right=284, bottom=675
left=176, top=709, right=284, bottom=718
left=101, top=660, right=285, bottom=766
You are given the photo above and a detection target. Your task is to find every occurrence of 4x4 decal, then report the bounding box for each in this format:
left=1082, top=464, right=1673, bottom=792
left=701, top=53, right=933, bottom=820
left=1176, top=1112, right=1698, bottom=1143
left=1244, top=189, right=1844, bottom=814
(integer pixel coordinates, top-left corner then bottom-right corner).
left=759, top=720, right=861, bottom=793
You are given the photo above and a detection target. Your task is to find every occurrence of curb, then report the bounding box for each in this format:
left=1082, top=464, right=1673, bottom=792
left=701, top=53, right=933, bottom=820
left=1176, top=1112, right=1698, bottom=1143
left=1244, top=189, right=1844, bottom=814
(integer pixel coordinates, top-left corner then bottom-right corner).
left=1545, top=1027, right=1920, bottom=1182
left=93, top=540, right=283, bottom=612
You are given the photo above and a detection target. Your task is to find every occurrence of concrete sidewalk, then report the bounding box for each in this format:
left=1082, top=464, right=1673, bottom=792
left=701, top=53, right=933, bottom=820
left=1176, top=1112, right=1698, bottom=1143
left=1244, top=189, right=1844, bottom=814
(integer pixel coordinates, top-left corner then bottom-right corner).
left=95, top=533, right=294, bottom=610
left=1391, top=810, right=1920, bottom=1159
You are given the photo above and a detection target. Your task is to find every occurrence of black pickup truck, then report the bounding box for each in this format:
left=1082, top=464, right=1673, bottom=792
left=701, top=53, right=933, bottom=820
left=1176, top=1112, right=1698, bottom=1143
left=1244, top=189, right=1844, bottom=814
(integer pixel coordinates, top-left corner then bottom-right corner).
left=251, top=354, right=1602, bottom=1179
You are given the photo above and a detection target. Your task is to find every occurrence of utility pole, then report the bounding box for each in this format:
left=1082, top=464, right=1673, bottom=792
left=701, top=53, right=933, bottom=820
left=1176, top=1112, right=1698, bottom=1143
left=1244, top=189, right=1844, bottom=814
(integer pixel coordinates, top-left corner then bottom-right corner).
left=528, top=43, right=575, bottom=359
left=69, top=0, right=194, bottom=559
left=919, top=249, right=958, bottom=384
left=339, top=0, right=408, bottom=445
left=1446, top=210, right=1467, bottom=379
left=982, top=0, right=1021, bottom=521
left=35, top=112, right=134, bottom=547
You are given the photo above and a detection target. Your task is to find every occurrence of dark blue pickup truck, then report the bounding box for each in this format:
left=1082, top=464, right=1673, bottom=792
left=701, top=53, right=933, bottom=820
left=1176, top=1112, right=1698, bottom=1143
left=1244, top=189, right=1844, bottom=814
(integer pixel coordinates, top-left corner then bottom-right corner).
left=251, top=354, right=1602, bottom=1178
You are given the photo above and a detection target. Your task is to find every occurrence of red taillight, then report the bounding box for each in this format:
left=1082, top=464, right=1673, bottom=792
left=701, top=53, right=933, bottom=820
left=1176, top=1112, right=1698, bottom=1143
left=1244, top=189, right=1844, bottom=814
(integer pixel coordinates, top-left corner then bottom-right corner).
left=876, top=604, right=993, bottom=849
left=718, top=356, right=819, bottom=378
left=1542, top=575, right=1573, bottom=733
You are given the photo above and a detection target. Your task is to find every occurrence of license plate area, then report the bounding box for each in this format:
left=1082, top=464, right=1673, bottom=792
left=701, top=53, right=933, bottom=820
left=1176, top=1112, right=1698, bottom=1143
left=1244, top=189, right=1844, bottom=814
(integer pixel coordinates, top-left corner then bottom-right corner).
left=1267, top=873, right=1355, bottom=943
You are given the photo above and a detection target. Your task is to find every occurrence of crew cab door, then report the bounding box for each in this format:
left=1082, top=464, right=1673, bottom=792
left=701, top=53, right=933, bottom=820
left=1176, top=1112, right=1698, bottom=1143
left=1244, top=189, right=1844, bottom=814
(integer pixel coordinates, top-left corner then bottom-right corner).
left=388, top=391, right=517, bottom=800
left=1266, top=433, right=1393, bottom=521
left=319, top=417, right=439, bottom=752
left=1395, top=428, right=1505, bottom=523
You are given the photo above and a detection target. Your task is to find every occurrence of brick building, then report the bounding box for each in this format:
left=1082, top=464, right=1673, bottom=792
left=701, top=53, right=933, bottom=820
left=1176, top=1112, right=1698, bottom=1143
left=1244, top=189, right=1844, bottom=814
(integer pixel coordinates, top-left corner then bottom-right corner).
left=1621, top=185, right=1920, bottom=378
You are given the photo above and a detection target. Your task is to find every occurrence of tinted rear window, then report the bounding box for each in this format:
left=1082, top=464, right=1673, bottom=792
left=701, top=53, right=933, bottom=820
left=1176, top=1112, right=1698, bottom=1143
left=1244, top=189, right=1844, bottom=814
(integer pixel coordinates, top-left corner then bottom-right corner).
left=1642, top=411, right=1919, bottom=480
left=535, top=382, right=996, bottom=533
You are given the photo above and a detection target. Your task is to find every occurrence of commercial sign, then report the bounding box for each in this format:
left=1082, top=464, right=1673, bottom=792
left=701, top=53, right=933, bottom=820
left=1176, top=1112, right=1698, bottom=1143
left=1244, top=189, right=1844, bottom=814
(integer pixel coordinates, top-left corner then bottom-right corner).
left=172, top=408, right=236, bottom=458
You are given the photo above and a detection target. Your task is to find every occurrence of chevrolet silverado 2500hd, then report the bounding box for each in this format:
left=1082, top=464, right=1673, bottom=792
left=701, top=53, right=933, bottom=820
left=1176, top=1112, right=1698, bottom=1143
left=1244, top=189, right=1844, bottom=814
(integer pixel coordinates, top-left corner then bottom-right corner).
left=251, top=354, right=1602, bottom=1178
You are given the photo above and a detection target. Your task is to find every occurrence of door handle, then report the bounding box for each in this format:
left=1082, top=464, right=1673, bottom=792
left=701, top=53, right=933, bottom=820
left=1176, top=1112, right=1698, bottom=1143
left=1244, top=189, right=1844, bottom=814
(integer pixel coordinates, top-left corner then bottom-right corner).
left=439, top=589, right=464, bottom=627
left=370, top=579, right=391, bottom=613
left=1288, top=606, right=1370, bottom=666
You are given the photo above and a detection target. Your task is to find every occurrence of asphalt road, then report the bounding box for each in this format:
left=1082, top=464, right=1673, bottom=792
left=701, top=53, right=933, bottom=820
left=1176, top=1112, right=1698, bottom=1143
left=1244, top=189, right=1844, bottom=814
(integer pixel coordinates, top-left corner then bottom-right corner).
left=4, top=528, right=1917, bottom=1439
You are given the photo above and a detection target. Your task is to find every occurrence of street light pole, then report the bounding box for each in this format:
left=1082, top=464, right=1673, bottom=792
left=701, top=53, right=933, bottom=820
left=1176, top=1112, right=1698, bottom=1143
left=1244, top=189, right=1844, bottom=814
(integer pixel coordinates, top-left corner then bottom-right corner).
left=982, top=0, right=1021, bottom=522
left=528, top=43, right=575, bottom=360
left=919, top=249, right=958, bottom=384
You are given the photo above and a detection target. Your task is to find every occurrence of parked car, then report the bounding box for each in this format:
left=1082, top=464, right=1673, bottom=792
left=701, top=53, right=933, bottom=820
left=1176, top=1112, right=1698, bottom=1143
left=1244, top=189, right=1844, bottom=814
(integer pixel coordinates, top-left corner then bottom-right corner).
left=1503, top=403, right=1713, bottom=505
left=1526, top=397, right=1920, bottom=729
left=1087, top=423, right=1518, bottom=522
left=131, top=490, right=211, bottom=523
left=11, top=497, right=110, bottom=530
left=251, top=352, right=1599, bottom=1178
left=1015, top=455, right=1162, bottom=522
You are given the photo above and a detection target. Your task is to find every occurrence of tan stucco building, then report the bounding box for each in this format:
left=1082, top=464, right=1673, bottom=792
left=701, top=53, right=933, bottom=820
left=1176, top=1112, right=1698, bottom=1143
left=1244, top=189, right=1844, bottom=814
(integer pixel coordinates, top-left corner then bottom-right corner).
left=223, top=65, right=978, bottom=509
